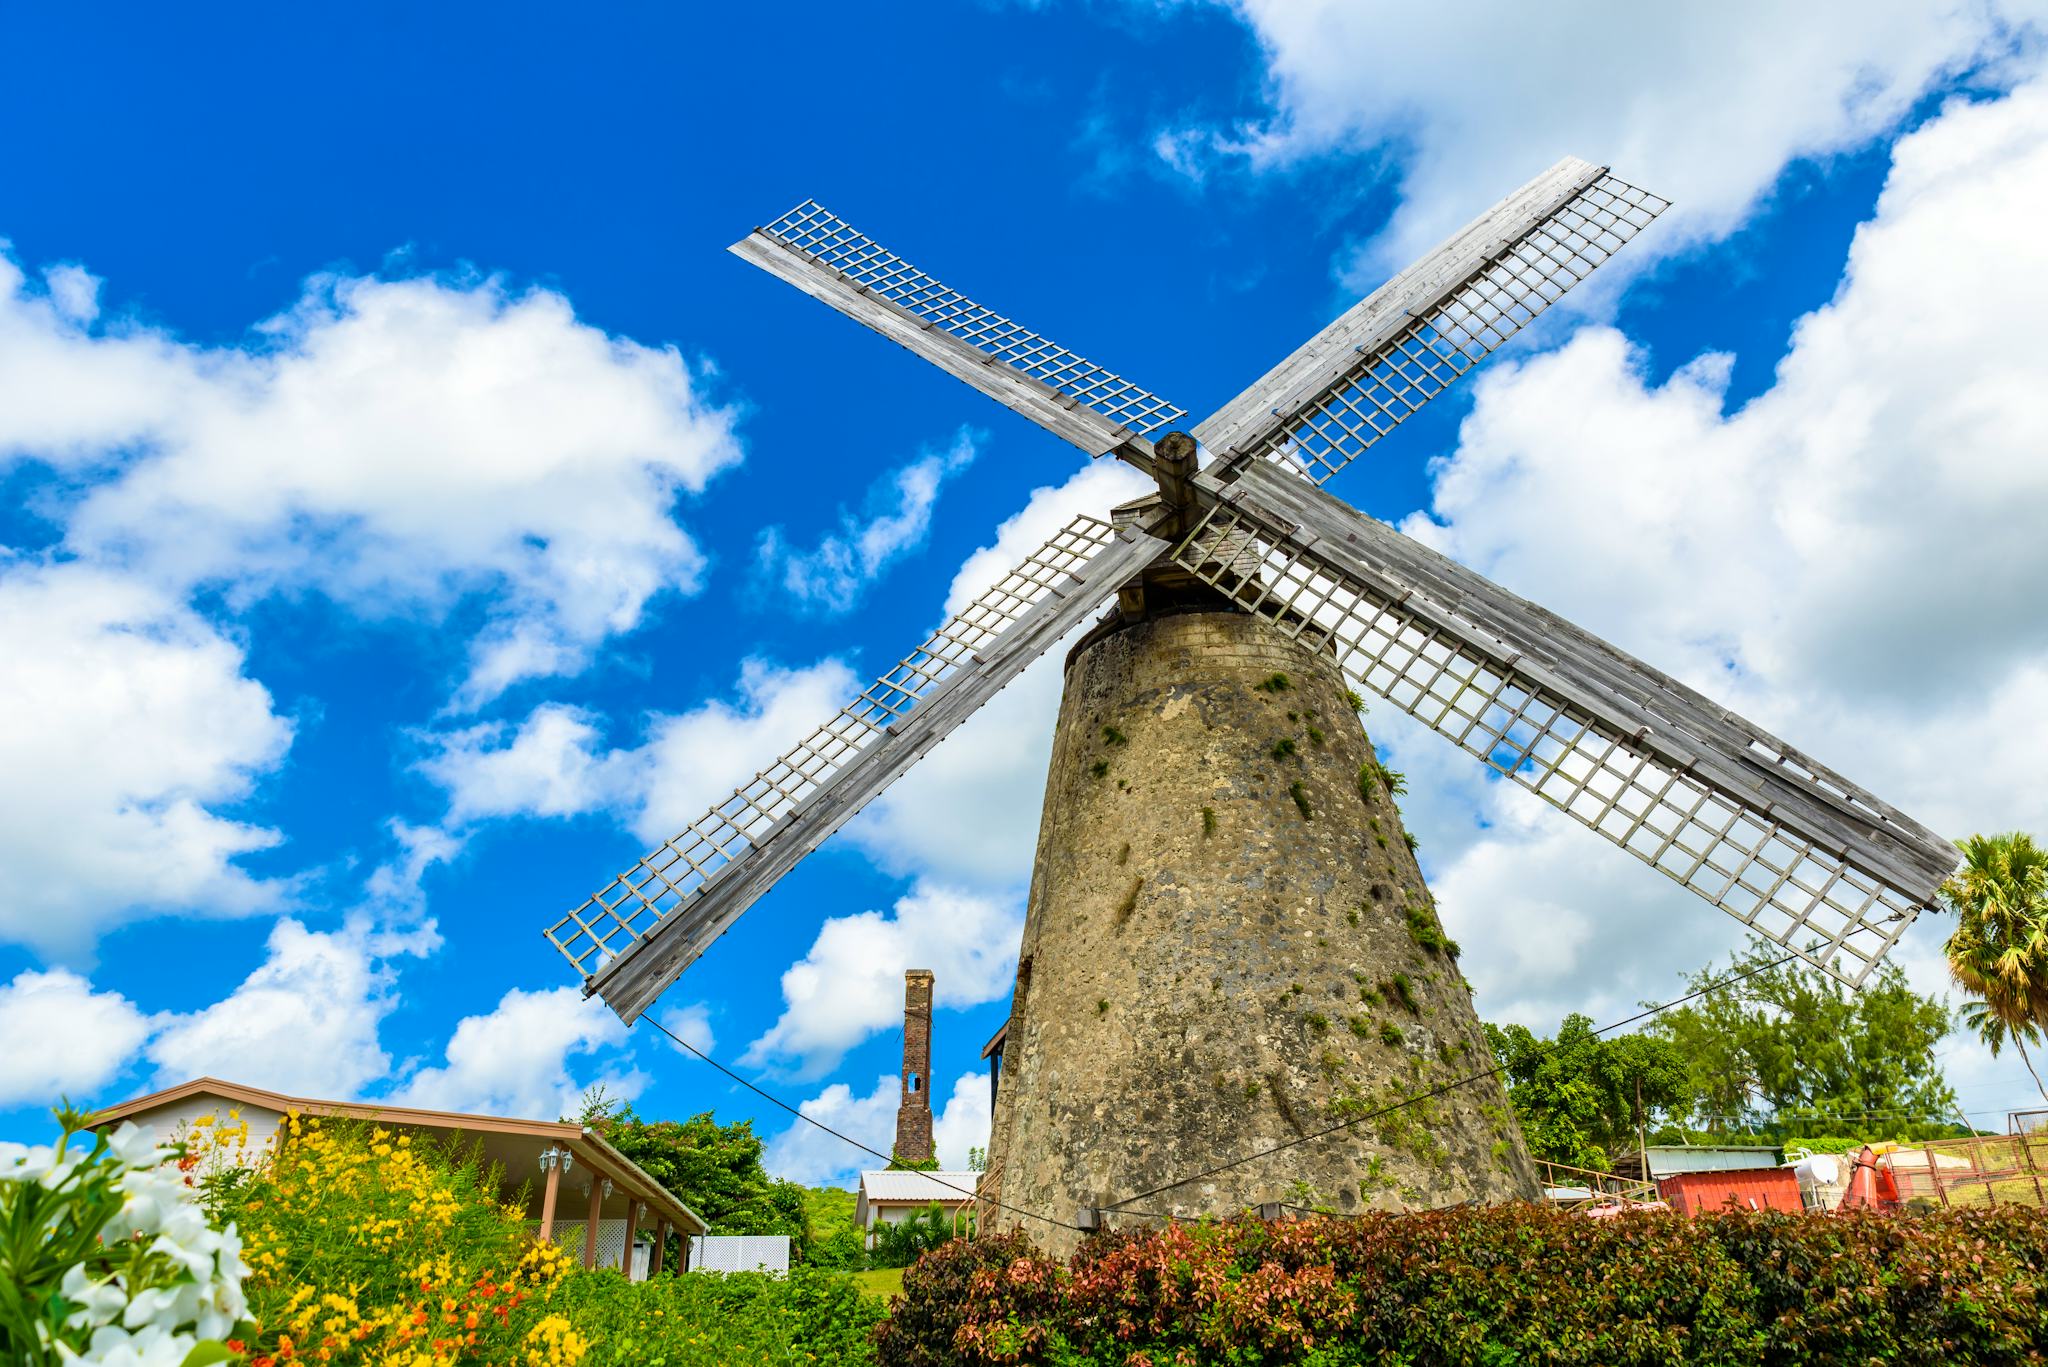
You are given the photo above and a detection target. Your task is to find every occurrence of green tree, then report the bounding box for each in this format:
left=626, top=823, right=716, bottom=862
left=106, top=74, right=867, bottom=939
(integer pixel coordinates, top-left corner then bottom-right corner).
left=1647, top=942, right=1957, bottom=1135
left=580, top=1094, right=814, bottom=1263
left=1941, top=831, right=2048, bottom=1102
left=1485, top=1015, right=1687, bottom=1170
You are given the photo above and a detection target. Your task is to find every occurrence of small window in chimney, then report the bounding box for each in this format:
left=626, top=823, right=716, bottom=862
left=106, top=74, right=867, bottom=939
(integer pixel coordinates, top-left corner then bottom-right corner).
left=909, top=1074, right=922, bottom=1093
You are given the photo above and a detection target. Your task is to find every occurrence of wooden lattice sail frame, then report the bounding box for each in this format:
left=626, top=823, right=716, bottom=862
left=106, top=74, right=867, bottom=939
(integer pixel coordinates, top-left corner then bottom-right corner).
left=545, top=155, right=1955, bottom=1024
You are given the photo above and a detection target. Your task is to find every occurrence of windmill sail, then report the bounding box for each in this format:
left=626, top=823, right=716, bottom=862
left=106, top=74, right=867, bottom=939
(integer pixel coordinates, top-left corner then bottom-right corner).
left=1195, top=158, right=1669, bottom=485
left=546, top=514, right=1169, bottom=1023
left=732, top=201, right=1185, bottom=458
left=1170, top=460, right=1955, bottom=986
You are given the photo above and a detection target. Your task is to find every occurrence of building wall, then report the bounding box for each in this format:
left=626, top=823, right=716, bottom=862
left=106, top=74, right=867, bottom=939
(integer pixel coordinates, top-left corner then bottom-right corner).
left=115, top=1093, right=287, bottom=1164
left=982, top=611, right=1536, bottom=1256
left=1660, top=1168, right=1804, bottom=1214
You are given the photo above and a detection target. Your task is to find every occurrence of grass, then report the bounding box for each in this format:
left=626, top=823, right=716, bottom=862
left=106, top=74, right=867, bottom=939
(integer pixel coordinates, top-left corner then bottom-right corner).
left=1271, top=737, right=1297, bottom=760
left=1290, top=781, right=1314, bottom=819
left=1201, top=805, right=1217, bottom=837
left=1256, top=672, right=1291, bottom=693
left=850, top=1266, right=906, bottom=1301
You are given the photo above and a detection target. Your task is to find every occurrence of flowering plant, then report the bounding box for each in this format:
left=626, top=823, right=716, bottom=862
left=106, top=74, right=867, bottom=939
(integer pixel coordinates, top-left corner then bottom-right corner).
left=219, top=1112, right=586, bottom=1366
left=1, top=1106, right=250, bottom=1367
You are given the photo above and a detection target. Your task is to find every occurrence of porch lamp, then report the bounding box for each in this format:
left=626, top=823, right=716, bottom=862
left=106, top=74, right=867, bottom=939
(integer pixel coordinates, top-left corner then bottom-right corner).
left=539, top=1147, right=574, bottom=1175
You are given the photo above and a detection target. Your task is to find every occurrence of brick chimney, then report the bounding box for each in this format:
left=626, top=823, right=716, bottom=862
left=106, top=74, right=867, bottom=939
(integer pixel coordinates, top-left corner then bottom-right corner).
left=893, top=969, right=935, bottom=1164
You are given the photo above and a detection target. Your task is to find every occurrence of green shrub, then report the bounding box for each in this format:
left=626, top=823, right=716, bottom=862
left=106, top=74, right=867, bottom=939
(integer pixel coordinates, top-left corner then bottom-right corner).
left=878, top=1206, right=2048, bottom=1366
left=872, top=1203, right=963, bottom=1269
left=553, top=1265, right=884, bottom=1365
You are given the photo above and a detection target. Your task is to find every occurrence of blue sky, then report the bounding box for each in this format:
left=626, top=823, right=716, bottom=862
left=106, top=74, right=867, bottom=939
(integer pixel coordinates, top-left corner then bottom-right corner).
left=5, top=2, right=2048, bottom=1181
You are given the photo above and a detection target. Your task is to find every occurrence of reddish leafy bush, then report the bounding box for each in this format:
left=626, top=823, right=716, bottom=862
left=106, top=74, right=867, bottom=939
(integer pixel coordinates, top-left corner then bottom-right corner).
left=877, top=1206, right=2048, bottom=1366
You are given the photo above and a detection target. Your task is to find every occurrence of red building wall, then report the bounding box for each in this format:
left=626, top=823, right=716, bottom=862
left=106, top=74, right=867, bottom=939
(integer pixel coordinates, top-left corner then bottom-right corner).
left=1658, top=1167, right=1803, bottom=1214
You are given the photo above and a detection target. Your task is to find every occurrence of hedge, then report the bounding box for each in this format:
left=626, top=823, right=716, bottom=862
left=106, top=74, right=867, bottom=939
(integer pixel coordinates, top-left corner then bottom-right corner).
left=875, top=1205, right=2048, bottom=1366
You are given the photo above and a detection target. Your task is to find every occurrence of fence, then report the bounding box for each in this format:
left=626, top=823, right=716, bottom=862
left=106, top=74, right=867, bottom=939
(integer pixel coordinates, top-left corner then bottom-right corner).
left=1845, top=1133, right=2048, bottom=1210
left=1533, top=1158, right=1660, bottom=1209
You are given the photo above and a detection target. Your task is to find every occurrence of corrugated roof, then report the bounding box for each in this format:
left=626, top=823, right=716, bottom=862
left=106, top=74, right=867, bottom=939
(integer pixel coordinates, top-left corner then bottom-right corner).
left=858, top=1170, right=981, bottom=1204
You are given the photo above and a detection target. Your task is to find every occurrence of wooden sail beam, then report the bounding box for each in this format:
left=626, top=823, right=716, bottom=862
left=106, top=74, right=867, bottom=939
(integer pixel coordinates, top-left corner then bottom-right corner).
left=550, top=516, right=1171, bottom=1023
left=1170, top=460, right=1955, bottom=986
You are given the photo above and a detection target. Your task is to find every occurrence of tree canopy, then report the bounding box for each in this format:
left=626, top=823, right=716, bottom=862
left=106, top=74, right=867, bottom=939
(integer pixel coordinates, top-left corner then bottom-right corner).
left=1490, top=940, right=1963, bottom=1161
left=1644, top=942, right=1956, bottom=1137
left=580, top=1093, right=813, bottom=1262
left=1486, top=1014, right=1687, bottom=1171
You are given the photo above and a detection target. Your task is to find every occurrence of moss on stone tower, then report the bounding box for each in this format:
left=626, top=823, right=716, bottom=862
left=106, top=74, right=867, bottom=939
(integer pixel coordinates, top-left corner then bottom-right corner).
left=983, top=610, right=1536, bottom=1255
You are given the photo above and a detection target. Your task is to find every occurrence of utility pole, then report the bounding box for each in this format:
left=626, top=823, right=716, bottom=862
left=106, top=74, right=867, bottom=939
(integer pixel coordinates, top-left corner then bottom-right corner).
left=1636, top=1076, right=1649, bottom=1191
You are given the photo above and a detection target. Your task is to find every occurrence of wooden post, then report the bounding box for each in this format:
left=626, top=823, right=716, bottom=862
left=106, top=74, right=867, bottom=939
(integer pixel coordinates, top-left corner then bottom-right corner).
left=582, top=1178, right=603, bottom=1269
left=650, top=1219, right=667, bottom=1277
left=620, top=1199, right=640, bottom=1277
left=1924, top=1145, right=1948, bottom=1208
left=538, top=1149, right=562, bottom=1241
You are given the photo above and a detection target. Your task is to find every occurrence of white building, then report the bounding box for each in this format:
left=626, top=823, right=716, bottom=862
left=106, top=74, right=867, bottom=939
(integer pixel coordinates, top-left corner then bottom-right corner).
left=854, top=1169, right=979, bottom=1247
left=89, top=1076, right=708, bottom=1277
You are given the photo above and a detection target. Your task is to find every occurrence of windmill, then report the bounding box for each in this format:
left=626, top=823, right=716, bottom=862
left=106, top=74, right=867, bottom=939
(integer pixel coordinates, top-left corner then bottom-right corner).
left=541, top=157, right=1958, bottom=1248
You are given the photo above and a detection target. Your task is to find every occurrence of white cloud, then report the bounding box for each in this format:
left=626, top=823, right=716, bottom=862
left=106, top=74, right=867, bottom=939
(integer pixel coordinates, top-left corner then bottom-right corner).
left=0, top=562, right=293, bottom=955
left=742, top=884, right=1024, bottom=1079
left=939, top=460, right=1149, bottom=618
left=762, top=1073, right=896, bottom=1187
left=1378, top=74, right=2048, bottom=1111
left=657, top=1002, right=716, bottom=1055
left=763, top=1070, right=993, bottom=1186
left=147, top=916, right=436, bottom=1098
left=0, top=251, right=743, bottom=702
left=755, top=429, right=979, bottom=613
left=423, top=460, right=1148, bottom=894
left=362, top=820, right=465, bottom=913
left=1162, top=1, right=2047, bottom=276
left=932, top=1071, right=993, bottom=1170
left=0, top=968, right=151, bottom=1108
left=419, top=658, right=859, bottom=845
left=388, top=985, right=641, bottom=1121
left=627, top=659, right=861, bottom=845
left=846, top=460, right=1150, bottom=886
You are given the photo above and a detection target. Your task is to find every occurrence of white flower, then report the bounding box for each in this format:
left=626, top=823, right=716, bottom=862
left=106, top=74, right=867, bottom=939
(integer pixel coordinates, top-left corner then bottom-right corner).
left=59, top=1264, right=128, bottom=1331
left=104, top=1123, right=168, bottom=1171
left=105, top=1164, right=188, bottom=1241
left=56, top=1322, right=198, bottom=1367
left=1, top=1140, right=84, bottom=1188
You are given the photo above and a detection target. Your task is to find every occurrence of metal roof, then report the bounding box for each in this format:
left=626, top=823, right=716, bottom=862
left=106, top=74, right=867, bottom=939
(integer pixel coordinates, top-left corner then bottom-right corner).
left=1645, top=1146, right=1781, bottom=1178
left=857, top=1170, right=981, bottom=1204
left=88, top=1075, right=708, bottom=1233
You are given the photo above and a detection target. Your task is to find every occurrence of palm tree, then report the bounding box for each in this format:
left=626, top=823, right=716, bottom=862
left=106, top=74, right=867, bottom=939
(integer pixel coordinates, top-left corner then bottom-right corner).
left=1941, top=832, right=2048, bottom=1103
left=1960, top=999, right=2048, bottom=1099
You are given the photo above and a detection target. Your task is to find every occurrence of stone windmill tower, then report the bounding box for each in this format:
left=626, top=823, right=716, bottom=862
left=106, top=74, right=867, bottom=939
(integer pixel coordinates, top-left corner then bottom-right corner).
left=541, top=159, right=1959, bottom=1250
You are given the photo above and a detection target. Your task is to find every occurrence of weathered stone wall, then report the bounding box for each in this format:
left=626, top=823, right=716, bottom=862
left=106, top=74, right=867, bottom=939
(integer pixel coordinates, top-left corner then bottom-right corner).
left=894, top=968, right=935, bottom=1163
left=984, top=611, right=1536, bottom=1256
